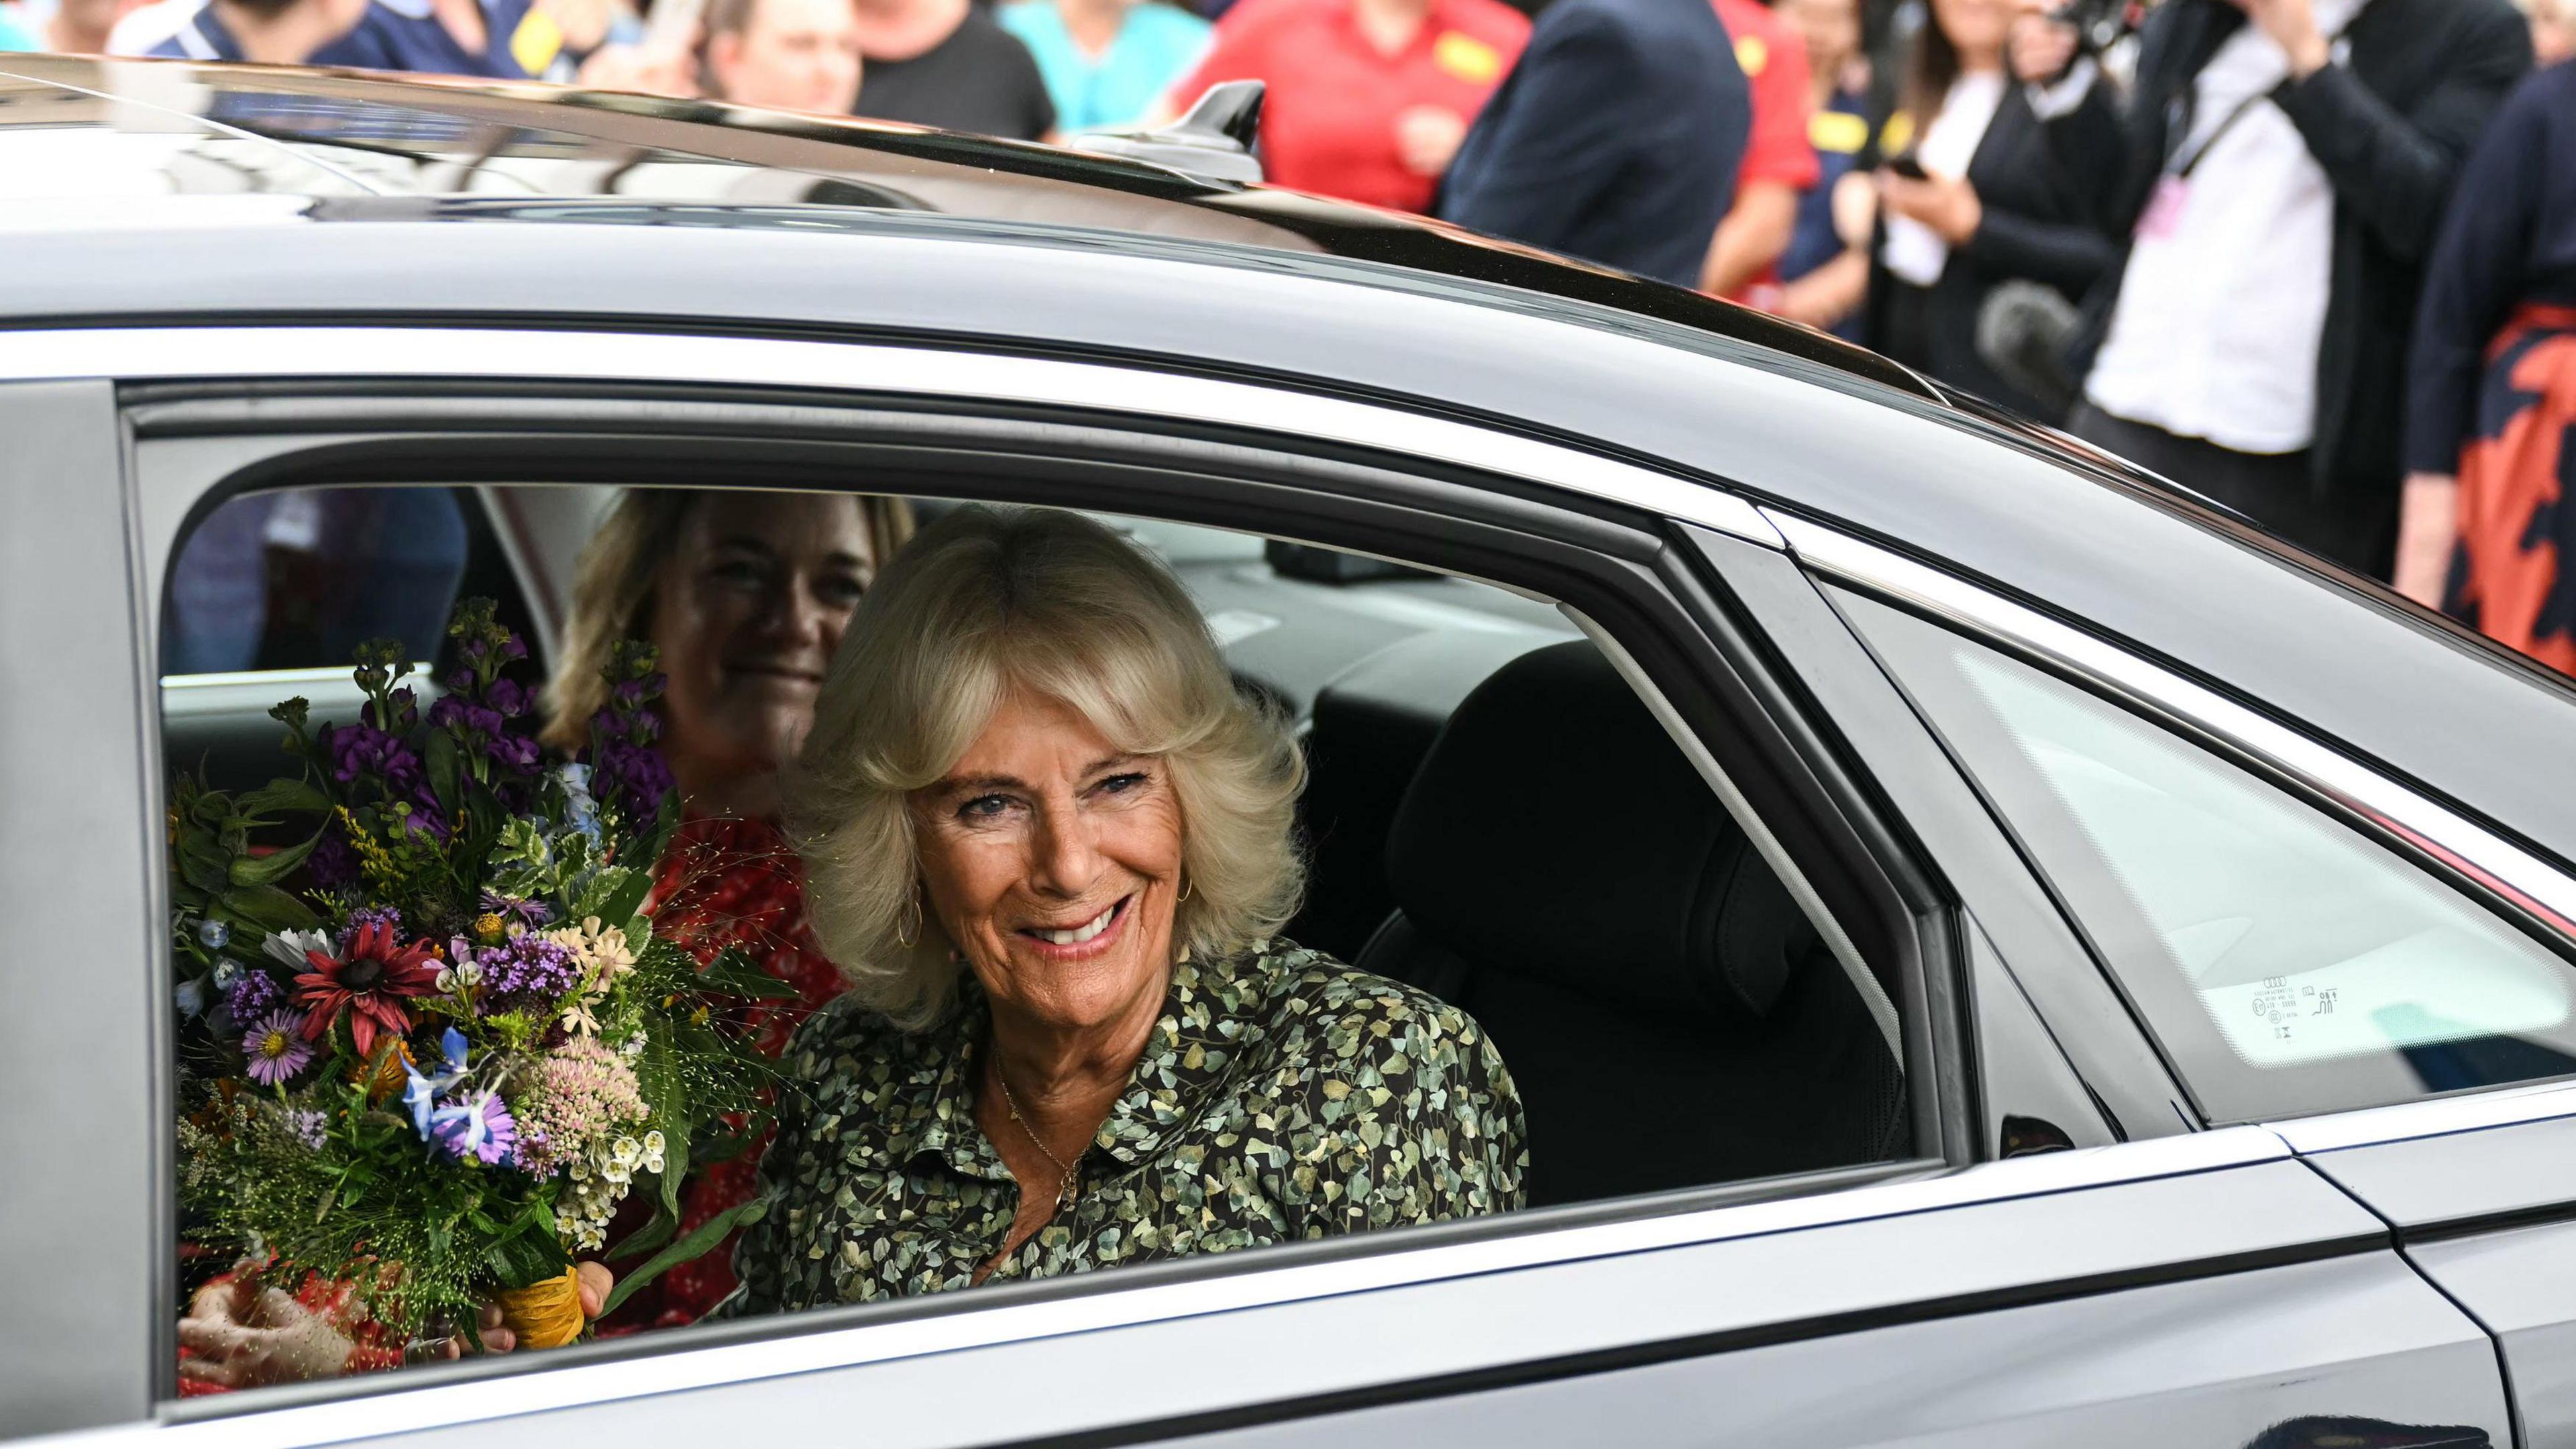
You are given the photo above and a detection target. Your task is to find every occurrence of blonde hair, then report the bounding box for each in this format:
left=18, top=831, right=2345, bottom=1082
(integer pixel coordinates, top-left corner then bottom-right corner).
left=788, top=506, right=1307, bottom=1030
left=541, top=488, right=914, bottom=752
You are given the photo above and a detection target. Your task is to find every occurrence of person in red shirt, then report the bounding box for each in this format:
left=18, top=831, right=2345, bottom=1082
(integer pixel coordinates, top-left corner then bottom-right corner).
left=1171, top=0, right=1528, bottom=213
left=1699, top=0, right=1819, bottom=301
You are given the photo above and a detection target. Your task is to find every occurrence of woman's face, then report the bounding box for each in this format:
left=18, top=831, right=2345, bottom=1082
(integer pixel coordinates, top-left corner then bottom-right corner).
left=647, top=493, right=873, bottom=796
left=1931, top=0, right=2011, bottom=60
left=914, top=690, right=1183, bottom=1040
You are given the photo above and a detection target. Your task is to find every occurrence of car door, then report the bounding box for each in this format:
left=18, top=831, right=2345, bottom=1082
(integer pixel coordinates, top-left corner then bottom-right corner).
left=1725, top=507, right=2576, bottom=1449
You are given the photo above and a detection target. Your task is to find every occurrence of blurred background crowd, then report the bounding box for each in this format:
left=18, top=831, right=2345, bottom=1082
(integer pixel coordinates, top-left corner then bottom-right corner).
left=5, top=0, right=2576, bottom=674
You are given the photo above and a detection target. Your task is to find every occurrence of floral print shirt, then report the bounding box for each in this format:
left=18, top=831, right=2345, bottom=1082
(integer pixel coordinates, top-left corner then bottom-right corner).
left=724, top=941, right=1527, bottom=1311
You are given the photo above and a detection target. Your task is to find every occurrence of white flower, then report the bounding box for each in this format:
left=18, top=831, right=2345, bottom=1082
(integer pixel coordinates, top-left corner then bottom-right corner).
left=611, top=1136, right=642, bottom=1168
left=560, top=995, right=600, bottom=1037
left=262, top=928, right=330, bottom=969
left=600, top=1158, right=631, bottom=1185
left=641, top=1130, right=664, bottom=1157
left=619, top=1034, right=645, bottom=1061
left=434, top=957, right=484, bottom=996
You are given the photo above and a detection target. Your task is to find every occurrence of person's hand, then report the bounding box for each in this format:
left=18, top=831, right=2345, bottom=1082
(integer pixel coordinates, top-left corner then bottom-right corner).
left=1393, top=105, right=1469, bottom=178
left=2392, top=471, right=2459, bottom=607
left=178, top=1279, right=362, bottom=1389
left=2224, top=0, right=2330, bottom=76
left=2008, top=10, right=2080, bottom=83
left=1880, top=168, right=1983, bottom=245
left=576, top=38, right=701, bottom=98
left=1829, top=170, right=1877, bottom=248
left=1774, top=274, right=1844, bottom=329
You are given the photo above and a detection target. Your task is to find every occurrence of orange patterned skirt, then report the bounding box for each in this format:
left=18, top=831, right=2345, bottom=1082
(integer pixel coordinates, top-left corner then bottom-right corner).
left=2449, top=303, right=2576, bottom=675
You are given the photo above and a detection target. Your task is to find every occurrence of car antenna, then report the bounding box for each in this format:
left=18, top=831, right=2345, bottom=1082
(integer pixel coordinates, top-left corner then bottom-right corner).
left=1067, top=80, right=1265, bottom=185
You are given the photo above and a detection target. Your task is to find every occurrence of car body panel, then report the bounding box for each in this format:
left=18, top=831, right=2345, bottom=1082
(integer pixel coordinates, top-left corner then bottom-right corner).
left=28, top=1138, right=2467, bottom=1449
left=1155, top=1255, right=2508, bottom=1449
left=0, top=380, right=160, bottom=1440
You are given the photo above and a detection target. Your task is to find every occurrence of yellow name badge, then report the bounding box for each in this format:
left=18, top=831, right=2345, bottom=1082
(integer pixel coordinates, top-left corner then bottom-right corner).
left=1734, top=34, right=1766, bottom=77
left=510, top=6, right=565, bottom=77
left=1432, top=31, right=1503, bottom=84
left=1880, top=111, right=1915, bottom=156
left=1809, top=109, right=1869, bottom=155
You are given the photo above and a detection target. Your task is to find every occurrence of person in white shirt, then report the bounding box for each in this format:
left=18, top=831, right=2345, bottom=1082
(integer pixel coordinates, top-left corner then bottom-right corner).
left=2021, top=0, right=2530, bottom=575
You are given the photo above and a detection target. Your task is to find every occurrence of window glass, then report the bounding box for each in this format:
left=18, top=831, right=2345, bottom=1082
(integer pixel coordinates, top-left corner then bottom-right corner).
left=163, top=480, right=1900, bottom=1402
left=164, top=488, right=491, bottom=676
left=1838, top=587, right=2576, bottom=1120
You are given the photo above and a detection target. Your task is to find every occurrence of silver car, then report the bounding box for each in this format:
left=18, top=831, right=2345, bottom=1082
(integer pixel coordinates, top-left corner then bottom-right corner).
left=6, top=54, right=2575, bottom=1449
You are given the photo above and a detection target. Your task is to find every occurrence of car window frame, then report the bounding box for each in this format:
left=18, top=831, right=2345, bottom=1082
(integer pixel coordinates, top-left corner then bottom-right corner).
left=96, top=334, right=1970, bottom=1431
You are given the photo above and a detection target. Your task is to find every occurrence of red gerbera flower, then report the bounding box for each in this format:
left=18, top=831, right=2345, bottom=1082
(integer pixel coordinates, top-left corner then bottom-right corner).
left=296, top=921, right=441, bottom=1059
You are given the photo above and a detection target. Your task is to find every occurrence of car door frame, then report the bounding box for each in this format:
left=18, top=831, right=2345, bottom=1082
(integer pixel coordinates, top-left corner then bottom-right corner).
left=29, top=323, right=1964, bottom=1440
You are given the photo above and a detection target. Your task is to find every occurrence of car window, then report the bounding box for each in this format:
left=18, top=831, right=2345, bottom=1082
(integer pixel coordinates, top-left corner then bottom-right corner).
left=163, top=486, right=537, bottom=678
left=1837, top=587, right=2576, bottom=1122
left=161, top=480, right=1909, bottom=1404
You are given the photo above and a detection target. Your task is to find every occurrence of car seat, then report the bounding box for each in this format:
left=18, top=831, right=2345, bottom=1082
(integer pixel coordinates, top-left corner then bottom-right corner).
left=1353, top=640, right=1909, bottom=1208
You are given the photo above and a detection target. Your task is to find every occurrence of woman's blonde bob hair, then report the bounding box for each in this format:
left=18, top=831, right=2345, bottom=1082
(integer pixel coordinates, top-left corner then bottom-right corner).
left=540, top=488, right=912, bottom=751
left=788, top=506, right=1307, bottom=1031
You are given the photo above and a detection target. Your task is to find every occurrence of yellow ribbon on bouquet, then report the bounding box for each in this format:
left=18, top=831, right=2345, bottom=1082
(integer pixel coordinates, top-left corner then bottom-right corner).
left=495, top=1268, right=586, bottom=1350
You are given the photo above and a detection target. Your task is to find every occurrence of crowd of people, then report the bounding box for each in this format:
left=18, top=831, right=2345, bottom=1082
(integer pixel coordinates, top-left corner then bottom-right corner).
left=9, top=0, right=2576, bottom=669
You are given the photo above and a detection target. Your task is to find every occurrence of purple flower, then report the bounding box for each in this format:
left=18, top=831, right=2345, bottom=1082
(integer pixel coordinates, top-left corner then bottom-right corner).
left=225, top=969, right=284, bottom=1024
left=241, top=1010, right=315, bottom=1086
left=591, top=733, right=676, bottom=815
left=466, top=933, right=582, bottom=1004
left=429, top=1090, right=517, bottom=1166
left=337, top=908, right=405, bottom=956
left=431, top=679, right=543, bottom=782
left=287, top=1110, right=328, bottom=1149
left=307, top=826, right=358, bottom=890
left=323, top=722, right=423, bottom=792
left=480, top=890, right=553, bottom=930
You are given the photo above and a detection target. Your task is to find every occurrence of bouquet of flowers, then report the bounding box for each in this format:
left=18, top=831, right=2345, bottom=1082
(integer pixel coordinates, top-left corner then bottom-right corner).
left=172, top=600, right=784, bottom=1354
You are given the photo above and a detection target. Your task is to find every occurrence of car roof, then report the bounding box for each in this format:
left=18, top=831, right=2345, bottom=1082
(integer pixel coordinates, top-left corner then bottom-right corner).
left=0, top=54, right=1927, bottom=392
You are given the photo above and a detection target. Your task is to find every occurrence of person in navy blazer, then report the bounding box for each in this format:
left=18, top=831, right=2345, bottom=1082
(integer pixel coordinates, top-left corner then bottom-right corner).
left=1433, top=0, right=1750, bottom=287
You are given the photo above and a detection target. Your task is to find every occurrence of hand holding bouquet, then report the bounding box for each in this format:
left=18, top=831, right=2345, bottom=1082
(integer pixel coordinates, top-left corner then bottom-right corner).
left=172, top=601, right=784, bottom=1379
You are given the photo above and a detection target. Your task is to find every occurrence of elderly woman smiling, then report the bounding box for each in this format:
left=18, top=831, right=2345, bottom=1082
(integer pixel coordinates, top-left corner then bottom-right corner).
left=720, top=506, right=1527, bottom=1307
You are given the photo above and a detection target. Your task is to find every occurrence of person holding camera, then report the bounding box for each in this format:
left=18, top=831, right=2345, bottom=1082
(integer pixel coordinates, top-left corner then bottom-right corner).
left=1860, top=0, right=2118, bottom=421
left=2022, top=0, right=2530, bottom=575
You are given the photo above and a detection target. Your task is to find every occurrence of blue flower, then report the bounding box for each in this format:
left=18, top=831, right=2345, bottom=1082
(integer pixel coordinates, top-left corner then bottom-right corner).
left=401, top=1027, right=473, bottom=1140
left=197, top=920, right=231, bottom=952
left=175, top=977, right=209, bottom=1018
left=557, top=763, right=603, bottom=844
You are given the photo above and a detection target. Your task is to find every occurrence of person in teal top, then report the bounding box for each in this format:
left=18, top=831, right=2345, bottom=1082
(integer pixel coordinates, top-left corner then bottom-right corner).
left=0, top=4, right=42, bottom=50
left=996, top=0, right=1210, bottom=133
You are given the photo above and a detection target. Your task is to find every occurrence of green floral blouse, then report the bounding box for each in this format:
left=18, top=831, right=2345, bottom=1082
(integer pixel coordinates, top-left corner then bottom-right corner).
left=724, top=940, right=1527, bottom=1311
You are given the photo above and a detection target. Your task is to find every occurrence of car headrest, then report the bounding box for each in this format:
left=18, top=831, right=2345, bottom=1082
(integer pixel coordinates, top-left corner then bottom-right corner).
left=1381, top=641, right=1814, bottom=1024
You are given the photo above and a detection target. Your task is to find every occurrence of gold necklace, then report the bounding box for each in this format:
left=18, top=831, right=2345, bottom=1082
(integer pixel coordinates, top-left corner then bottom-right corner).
left=992, top=1063, right=1080, bottom=1214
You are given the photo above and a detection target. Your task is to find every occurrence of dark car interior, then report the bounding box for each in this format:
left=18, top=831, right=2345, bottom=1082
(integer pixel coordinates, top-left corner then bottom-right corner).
left=160, top=484, right=1907, bottom=1213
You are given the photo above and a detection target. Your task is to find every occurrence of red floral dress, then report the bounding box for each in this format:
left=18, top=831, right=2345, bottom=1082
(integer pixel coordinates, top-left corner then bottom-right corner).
left=596, top=814, right=845, bottom=1332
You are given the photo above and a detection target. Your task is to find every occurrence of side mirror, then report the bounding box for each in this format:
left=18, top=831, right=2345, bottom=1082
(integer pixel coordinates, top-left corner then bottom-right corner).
left=1066, top=80, right=1265, bottom=185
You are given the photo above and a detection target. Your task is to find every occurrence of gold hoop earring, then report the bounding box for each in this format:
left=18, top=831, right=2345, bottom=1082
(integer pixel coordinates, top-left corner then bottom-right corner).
left=895, top=884, right=922, bottom=949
